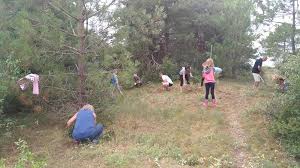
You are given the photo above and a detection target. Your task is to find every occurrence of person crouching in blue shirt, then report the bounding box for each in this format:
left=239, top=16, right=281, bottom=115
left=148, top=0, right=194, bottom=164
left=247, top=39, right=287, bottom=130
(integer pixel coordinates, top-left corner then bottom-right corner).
left=66, top=104, right=104, bottom=144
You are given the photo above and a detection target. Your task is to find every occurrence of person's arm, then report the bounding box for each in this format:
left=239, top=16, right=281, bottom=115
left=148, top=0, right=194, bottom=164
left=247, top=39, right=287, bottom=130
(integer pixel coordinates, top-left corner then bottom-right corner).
left=66, top=112, right=78, bottom=128
left=93, top=112, right=97, bottom=124
left=214, top=67, right=222, bottom=74
left=201, top=71, right=206, bottom=86
left=183, top=71, right=186, bottom=85
left=115, top=76, right=119, bottom=85
left=201, top=77, right=204, bottom=87
left=258, top=60, right=263, bottom=73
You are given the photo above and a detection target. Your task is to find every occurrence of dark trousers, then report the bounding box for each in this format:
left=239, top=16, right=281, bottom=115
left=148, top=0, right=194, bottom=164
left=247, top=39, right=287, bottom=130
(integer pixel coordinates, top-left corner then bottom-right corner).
left=205, top=83, right=215, bottom=99
left=180, top=75, right=190, bottom=86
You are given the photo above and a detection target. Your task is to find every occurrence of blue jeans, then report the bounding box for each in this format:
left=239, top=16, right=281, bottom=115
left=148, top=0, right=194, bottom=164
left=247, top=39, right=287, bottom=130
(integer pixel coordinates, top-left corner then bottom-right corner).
left=90, top=124, right=104, bottom=142
left=74, top=124, right=104, bottom=143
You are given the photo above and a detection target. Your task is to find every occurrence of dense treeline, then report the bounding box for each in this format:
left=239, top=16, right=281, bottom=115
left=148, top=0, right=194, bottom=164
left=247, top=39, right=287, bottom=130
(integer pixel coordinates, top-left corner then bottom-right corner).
left=0, top=0, right=255, bottom=113
left=116, top=0, right=255, bottom=79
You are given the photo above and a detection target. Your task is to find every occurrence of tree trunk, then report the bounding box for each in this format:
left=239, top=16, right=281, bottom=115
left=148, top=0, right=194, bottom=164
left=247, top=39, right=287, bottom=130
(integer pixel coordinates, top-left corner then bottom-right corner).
left=292, top=0, right=296, bottom=55
left=77, top=0, right=87, bottom=106
left=231, top=66, right=237, bottom=78
left=284, top=39, right=286, bottom=53
left=196, top=31, right=206, bottom=53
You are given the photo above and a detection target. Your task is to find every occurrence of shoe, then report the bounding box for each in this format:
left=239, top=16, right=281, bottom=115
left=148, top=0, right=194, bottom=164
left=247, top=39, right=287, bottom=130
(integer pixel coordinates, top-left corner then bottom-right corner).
left=73, top=140, right=79, bottom=145
left=92, top=139, right=99, bottom=144
left=202, top=100, right=208, bottom=107
left=212, top=99, right=217, bottom=107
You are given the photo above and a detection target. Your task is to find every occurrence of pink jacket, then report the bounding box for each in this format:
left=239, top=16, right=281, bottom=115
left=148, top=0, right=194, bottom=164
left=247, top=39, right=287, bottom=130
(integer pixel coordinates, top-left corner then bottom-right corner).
left=202, top=67, right=215, bottom=83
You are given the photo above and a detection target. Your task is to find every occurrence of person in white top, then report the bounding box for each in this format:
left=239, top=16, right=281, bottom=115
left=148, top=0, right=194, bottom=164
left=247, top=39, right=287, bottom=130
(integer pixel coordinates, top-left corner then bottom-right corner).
left=160, top=73, right=173, bottom=91
left=179, top=66, right=193, bottom=92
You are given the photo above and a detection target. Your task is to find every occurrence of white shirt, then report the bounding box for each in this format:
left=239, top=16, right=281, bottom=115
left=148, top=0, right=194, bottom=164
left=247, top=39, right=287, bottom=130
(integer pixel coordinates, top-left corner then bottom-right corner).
left=179, top=67, right=185, bottom=75
left=162, top=75, right=173, bottom=84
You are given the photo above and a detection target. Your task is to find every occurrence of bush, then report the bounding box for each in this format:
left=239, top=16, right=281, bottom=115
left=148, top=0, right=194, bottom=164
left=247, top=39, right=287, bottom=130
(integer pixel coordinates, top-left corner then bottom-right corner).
left=136, top=57, right=178, bottom=83
left=14, top=139, right=47, bottom=168
left=160, top=57, right=178, bottom=81
left=270, top=54, right=300, bottom=157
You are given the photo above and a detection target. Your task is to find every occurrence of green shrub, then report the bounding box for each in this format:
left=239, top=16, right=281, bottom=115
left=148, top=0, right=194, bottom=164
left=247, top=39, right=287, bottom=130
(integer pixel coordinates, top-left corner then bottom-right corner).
left=270, top=54, right=300, bottom=157
left=15, top=139, right=47, bottom=168
left=161, top=57, right=178, bottom=81
left=0, top=139, right=47, bottom=168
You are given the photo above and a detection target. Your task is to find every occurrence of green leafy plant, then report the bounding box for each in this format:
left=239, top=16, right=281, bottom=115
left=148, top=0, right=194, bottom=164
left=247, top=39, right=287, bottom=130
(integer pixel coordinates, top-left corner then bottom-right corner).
left=14, top=139, right=47, bottom=168
left=269, top=54, right=300, bottom=156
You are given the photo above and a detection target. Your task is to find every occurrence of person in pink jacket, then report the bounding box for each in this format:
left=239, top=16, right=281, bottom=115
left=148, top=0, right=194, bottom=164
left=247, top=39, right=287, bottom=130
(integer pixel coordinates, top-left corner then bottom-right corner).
left=202, top=58, right=222, bottom=107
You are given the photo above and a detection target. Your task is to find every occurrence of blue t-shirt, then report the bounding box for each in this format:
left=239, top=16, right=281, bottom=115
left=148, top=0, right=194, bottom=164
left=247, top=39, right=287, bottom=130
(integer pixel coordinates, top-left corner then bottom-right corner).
left=72, top=109, right=95, bottom=140
left=111, top=74, right=118, bottom=86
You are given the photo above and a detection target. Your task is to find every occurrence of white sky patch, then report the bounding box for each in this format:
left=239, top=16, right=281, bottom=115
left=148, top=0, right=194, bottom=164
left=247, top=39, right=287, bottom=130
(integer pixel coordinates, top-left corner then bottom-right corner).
left=85, top=0, right=117, bottom=36
left=251, top=0, right=299, bottom=67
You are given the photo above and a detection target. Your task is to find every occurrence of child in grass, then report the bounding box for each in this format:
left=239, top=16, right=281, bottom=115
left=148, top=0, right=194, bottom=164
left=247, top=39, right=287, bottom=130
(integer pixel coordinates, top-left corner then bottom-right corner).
left=179, top=66, right=193, bottom=92
left=111, top=69, right=123, bottom=96
left=133, top=73, right=142, bottom=87
left=66, top=104, right=104, bottom=144
left=160, top=72, right=173, bottom=91
left=202, top=58, right=222, bottom=107
left=272, top=75, right=288, bottom=93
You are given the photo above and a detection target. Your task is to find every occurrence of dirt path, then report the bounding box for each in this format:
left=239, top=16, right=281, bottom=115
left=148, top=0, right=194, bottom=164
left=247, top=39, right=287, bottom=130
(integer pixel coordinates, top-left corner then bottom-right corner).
left=218, top=85, right=254, bottom=167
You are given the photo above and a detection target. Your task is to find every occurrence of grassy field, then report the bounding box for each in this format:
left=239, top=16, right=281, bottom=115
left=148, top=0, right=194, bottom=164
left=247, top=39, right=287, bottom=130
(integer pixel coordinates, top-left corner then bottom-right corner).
left=0, top=80, right=299, bottom=168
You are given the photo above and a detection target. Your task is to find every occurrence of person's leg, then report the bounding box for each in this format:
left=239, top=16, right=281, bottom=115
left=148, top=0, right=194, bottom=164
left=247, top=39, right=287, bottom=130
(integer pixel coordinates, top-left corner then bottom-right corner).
left=90, top=124, right=104, bottom=144
left=255, top=81, right=260, bottom=88
left=111, top=85, right=115, bottom=97
left=117, top=84, right=123, bottom=95
left=211, top=83, right=216, bottom=106
left=205, top=83, right=210, bottom=99
left=162, top=82, right=168, bottom=91
left=211, top=83, right=215, bottom=99
left=180, top=75, right=183, bottom=92
left=185, top=74, right=190, bottom=85
left=203, top=83, right=210, bottom=107
left=167, top=83, right=172, bottom=91
left=253, top=73, right=260, bottom=88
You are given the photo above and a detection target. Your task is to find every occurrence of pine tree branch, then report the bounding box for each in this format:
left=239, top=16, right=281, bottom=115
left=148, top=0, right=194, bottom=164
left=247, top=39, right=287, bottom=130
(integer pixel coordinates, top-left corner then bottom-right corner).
left=87, top=0, right=116, bottom=19
left=26, top=11, right=78, bottom=37
left=48, top=1, right=79, bottom=21
left=63, top=45, right=81, bottom=54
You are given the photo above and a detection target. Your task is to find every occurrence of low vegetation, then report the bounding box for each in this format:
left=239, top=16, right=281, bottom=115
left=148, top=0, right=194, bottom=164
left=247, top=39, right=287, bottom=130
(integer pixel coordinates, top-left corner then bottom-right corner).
left=0, top=81, right=298, bottom=167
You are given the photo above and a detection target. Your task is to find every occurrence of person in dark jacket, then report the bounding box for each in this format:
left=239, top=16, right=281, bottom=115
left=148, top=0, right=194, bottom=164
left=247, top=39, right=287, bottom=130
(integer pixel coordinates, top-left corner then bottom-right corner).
left=252, top=56, right=268, bottom=88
